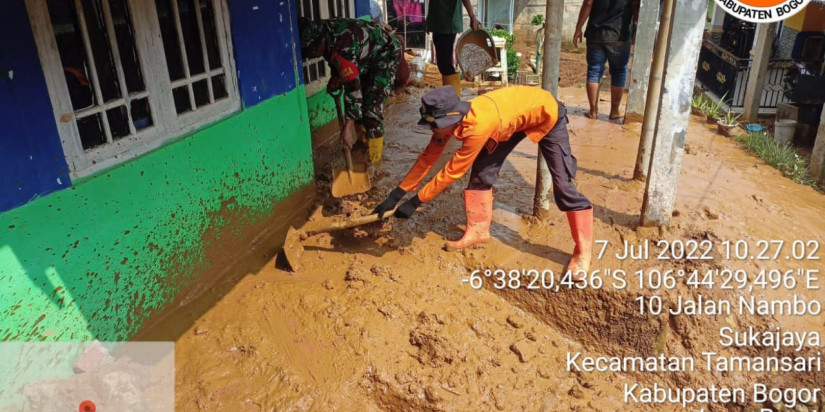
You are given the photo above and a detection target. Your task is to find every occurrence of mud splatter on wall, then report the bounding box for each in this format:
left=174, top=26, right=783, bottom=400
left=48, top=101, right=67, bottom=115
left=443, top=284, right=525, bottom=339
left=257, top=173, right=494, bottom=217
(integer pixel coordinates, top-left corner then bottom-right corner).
left=307, top=90, right=339, bottom=131
left=0, top=88, right=313, bottom=340
left=0, top=0, right=314, bottom=341
left=0, top=90, right=314, bottom=341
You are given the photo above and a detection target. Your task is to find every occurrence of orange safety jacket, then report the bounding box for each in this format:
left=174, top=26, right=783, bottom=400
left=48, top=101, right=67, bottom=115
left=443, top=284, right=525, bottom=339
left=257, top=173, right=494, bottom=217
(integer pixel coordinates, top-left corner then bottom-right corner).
left=399, top=86, right=560, bottom=202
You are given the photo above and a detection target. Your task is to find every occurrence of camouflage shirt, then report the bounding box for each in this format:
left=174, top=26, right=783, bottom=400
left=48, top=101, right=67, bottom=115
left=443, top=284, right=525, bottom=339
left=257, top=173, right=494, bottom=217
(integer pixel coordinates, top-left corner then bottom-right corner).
left=320, top=18, right=400, bottom=121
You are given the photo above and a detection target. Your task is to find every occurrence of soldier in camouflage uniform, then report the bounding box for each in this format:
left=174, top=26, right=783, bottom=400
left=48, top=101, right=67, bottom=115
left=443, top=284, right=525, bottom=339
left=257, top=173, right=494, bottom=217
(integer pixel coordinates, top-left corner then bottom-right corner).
left=299, top=18, right=402, bottom=164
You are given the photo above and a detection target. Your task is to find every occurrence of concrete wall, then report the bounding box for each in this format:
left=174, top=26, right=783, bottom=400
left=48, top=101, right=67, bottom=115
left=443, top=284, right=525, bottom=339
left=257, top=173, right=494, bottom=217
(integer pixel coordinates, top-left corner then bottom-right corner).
left=0, top=0, right=314, bottom=341
left=512, top=0, right=584, bottom=47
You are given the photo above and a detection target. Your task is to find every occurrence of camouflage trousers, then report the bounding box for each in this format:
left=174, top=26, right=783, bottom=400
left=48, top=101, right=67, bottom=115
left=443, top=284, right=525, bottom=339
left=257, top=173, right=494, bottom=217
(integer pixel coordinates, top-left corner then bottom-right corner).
left=360, top=41, right=401, bottom=140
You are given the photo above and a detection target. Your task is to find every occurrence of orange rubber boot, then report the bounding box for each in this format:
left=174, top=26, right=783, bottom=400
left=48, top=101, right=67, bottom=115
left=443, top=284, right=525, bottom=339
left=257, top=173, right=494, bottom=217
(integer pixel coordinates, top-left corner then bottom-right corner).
left=565, top=207, right=594, bottom=279
left=445, top=190, right=493, bottom=250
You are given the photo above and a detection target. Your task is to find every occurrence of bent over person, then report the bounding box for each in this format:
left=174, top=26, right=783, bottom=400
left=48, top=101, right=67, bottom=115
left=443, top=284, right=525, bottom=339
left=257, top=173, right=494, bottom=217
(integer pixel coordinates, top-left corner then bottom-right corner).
left=299, top=17, right=402, bottom=163
left=373, top=86, right=594, bottom=274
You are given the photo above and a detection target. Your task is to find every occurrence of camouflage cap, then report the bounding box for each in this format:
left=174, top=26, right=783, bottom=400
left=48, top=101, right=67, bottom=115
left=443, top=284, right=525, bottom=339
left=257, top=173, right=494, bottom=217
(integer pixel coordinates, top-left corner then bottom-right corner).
left=298, top=18, right=327, bottom=58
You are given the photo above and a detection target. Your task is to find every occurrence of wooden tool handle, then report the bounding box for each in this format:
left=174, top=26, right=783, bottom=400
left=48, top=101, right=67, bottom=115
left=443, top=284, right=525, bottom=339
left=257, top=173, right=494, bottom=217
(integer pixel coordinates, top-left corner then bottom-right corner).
left=344, top=145, right=354, bottom=173
left=305, top=208, right=397, bottom=236
left=336, top=95, right=355, bottom=176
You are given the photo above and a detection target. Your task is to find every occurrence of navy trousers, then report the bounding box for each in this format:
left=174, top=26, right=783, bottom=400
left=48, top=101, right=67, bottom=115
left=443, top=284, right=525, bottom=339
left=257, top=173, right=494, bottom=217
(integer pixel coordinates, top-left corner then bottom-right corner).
left=467, top=105, right=592, bottom=212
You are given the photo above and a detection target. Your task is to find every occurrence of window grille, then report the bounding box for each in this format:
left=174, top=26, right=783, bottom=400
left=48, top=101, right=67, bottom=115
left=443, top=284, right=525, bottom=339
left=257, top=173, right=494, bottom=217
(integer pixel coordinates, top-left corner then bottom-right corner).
left=297, top=0, right=354, bottom=95
left=27, top=0, right=240, bottom=178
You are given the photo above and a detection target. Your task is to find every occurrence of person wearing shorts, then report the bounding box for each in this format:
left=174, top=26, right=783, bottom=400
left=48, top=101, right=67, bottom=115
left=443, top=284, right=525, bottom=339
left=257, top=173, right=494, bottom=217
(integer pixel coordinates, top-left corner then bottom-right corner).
left=573, top=0, right=639, bottom=121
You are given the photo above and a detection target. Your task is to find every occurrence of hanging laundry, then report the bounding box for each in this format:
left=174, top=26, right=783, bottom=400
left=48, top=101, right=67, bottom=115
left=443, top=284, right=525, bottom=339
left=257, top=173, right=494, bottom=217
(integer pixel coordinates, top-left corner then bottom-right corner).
left=393, top=0, right=423, bottom=24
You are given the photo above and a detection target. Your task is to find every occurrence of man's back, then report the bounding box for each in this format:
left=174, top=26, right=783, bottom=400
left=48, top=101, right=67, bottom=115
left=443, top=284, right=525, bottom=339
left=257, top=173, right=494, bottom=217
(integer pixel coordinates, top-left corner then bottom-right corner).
left=323, top=18, right=396, bottom=62
left=461, top=86, right=560, bottom=143
left=585, top=0, right=635, bottom=42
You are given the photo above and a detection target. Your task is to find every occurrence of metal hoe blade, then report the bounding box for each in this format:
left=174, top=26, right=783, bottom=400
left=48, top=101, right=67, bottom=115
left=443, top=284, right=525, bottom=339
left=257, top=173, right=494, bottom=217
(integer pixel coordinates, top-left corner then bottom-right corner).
left=282, top=226, right=305, bottom=272
left=280, top=209, right=395, bottom=272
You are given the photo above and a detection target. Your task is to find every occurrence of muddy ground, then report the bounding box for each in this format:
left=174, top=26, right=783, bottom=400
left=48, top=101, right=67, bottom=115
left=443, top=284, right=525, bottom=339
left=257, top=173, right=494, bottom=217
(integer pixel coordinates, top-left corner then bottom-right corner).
left=168, top=71, right=825, bottom=409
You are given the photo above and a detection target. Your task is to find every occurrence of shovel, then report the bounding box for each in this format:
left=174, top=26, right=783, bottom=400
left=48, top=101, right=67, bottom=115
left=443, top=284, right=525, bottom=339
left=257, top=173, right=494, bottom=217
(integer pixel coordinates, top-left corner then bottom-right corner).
left=330, top=91, right=371, bottom=198
left=282, top=208, right=396, bottom=272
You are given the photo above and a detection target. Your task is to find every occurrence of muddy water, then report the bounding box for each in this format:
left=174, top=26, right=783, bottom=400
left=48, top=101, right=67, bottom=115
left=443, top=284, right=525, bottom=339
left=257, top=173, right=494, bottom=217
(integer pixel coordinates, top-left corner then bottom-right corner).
left=173, top=88, right=825, bottom=411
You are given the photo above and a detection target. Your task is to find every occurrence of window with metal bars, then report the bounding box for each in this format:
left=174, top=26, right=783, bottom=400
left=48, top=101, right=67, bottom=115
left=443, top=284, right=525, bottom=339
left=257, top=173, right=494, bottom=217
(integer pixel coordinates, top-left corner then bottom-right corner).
left=27, top=0, right=240, bottom=178
left=298, top=0, right=354, bottom=96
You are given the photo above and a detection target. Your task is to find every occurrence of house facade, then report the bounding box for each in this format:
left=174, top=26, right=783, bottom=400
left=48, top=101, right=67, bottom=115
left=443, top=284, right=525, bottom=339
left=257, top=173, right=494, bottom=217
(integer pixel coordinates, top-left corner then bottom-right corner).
left=0, top=0, right=365, bottom=342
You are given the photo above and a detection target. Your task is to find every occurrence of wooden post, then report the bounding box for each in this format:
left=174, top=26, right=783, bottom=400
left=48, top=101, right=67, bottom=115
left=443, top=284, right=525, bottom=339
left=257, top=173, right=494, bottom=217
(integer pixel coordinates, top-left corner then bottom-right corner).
left=741, top=23, right=777, bottom=123
left=640, top=0, right=708, bottom=227
left=633, top=0, right=675, bottom=181
left=624, top=0, right=661, bottom=124
left=811, top=108, right=825, bottom=185
left=533, top=0, right=563, bottom=218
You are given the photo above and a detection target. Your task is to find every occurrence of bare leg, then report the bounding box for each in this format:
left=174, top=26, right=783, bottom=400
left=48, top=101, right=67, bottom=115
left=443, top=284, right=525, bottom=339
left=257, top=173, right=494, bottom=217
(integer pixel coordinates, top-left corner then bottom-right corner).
left=586, top=82, right=599, bottom=119
left=609, top=86, right=624, bottom=120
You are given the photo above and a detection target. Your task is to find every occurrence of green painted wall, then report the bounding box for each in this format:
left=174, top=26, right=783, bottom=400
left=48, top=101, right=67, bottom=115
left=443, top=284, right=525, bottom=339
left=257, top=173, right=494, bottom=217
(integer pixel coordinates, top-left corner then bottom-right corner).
left=0, top=87, right=313, bottom=342
left=307, top=90, right=338, bottom=131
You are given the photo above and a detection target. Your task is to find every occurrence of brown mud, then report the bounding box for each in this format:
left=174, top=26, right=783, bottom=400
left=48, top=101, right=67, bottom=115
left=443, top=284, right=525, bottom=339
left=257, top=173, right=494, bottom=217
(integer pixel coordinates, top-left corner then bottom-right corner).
left=133, top=184, right=315, bottom=342
left=330, top=158, right=371, bottom=198
left=169, top=84, right=825, bottom=411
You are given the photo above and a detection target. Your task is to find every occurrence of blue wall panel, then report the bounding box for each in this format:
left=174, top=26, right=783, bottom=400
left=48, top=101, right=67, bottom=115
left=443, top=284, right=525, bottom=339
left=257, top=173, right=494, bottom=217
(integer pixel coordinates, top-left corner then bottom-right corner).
left=355, top=0, right=371, bottom=19
left=228, top=0, right=303, bottom=106
left=0, top=0, right=71, bottom=213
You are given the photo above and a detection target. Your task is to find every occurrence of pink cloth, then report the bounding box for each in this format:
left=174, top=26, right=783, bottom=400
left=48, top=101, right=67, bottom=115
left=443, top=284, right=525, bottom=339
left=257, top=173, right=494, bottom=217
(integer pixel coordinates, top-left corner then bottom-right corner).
left=393, top=0, right=423, bottom=23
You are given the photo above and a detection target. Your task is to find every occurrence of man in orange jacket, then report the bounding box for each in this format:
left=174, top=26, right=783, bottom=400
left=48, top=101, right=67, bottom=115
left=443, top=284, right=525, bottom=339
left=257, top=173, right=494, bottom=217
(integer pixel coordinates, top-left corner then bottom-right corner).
left=374, top=86, right=594, bottom=274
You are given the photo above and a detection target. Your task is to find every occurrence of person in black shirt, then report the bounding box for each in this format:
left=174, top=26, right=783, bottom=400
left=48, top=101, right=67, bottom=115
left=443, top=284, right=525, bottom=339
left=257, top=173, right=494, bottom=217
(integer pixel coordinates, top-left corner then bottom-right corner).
left=573, top=0, right=639, bottom=121
left=426, top=0, right=481, bottom=96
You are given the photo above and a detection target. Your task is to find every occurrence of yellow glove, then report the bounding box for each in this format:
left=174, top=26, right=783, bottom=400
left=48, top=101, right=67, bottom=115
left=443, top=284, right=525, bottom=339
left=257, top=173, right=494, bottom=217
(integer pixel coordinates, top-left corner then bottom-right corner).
left=368, top=136, right=384, bottom=164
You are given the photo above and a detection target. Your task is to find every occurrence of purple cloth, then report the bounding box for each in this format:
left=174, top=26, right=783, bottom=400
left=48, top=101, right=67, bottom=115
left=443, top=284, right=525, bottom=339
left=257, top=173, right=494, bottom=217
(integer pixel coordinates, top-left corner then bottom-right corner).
left=393, top=0, right=423, bottom=23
